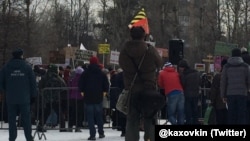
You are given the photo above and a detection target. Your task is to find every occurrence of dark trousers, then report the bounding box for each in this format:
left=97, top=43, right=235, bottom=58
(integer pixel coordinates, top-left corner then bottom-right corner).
left=185, top=97, right=200, bottom=125
left=68, top=99, right=84, bottom=128
left=215, top=108, right=228, bottom=125
left=247, top=100, right=250, bottom=124
left=8, top=103, right=33, bottom=141
left=227, top=95, right=247, bottom=124
left=126, top=92, right=155, bottom=141
left=118, top=111, right=126, bottom=134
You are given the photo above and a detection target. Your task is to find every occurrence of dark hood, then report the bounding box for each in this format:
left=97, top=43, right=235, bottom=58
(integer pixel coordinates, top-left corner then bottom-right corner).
left=183, top=68, right=198, bottom=75
left=87, top=64, right=102, bottom=73
left=227, top=57, right=244, bottom=66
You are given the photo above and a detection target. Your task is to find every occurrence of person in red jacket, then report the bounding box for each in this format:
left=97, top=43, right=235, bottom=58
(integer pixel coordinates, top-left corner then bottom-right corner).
left=158, top=62, right=185, bottom=125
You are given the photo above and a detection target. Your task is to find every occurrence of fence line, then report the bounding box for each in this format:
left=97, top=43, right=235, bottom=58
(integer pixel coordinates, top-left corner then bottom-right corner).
left=0, top=87, right=212, bottom=139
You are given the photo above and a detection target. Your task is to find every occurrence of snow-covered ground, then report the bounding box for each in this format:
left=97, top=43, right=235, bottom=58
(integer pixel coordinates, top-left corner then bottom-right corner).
left=0, top=128, right=141, bottom=141
left=0, top=121, right=166, bottom=141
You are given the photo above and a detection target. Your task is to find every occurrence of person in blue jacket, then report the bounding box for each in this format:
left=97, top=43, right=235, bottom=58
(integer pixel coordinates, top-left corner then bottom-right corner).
left=0, top=48, right=37, bottom=141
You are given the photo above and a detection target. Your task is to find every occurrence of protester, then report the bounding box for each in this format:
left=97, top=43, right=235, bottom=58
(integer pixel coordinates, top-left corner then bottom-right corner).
left=119, top=26, right=162, bottom=141
left=110, top=68, right=126, bottom=137
left=109, top=68, right=119, bottom=129
left=158, top=62, right=185, bottom=125
left=0, top=48, right=37, bottom=141
left=68, top=66, right=84, bottom=132
left=209, top=59, right=228, bottom=124
left=58, top=66, right=64, bottom=78
left=199, top=73, right=212, bottom=117
left=78, top=56, right=110, bottom=140
left=241, top=47, right=250, bottom=124
left=221, top=48, right=250, bottom=124
left=178, top=59, right=200, bottom=125
left=63, top=65, right=72, bottom=84
left=38, top=64, right=67, bottom=132
left=101, top=68, right=111, bottom=124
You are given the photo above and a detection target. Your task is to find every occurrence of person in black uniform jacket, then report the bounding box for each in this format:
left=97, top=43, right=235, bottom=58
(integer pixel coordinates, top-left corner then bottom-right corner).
left=0, top=48, right=37, bottom=141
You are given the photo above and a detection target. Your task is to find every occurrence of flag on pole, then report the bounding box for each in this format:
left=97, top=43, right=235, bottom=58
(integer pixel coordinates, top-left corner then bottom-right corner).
left=128, top=8, right=149, bottom=34
left=80, top=43, right=87, bottom=50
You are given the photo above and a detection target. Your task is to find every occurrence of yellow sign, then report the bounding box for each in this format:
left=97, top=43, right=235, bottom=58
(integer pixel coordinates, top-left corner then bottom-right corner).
left=98, top=44, right=110, bottom=54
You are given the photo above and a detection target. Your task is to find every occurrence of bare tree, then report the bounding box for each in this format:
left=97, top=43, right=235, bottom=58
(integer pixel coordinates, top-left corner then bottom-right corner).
left=1, top=0, right=11, bottom=65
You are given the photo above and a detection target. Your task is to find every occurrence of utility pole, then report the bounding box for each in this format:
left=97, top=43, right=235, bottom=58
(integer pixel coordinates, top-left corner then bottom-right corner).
left=101, top=0, right=107, bottom=67
left=173, top=6, right=179, bottom=38
left=199, top=6, right=204, bottom=61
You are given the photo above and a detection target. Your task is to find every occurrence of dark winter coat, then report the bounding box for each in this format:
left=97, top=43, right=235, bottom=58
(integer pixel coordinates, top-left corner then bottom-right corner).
left=38, top=71, right=67, bottom=103
left=241, top=51, right=250, bottom=100
left=78, top=64, right=110, bottom=104
left=209, top=73, right=227, bottom=110
left=180, top=68, right=200, bottom=97
left=220, top=57, right=250, bottom=98
left=119, top=40, right=162, bottom=91
left=109, top=71, right=124, bottom=109
left=0, top=58, right=37, bottom=104
left=241, top=51, right=250, bottom=65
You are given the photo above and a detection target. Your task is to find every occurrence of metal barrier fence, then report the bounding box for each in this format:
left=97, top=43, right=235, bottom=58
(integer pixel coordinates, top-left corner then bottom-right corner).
left=0, top=87, right=212, bottom=138
left=0, top=87, right=120, bottom=140
left=34, top=87, right=84, bottom=140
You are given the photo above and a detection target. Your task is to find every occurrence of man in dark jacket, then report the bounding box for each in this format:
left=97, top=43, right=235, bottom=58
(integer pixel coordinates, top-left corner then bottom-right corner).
left=0, top=48, right=37, bottom=141
left=241, top=48, right=250, bottom=124
left=221, top=48, right=250, bottom=124
left=38, top=64, right=67, bottom=132
left=110, top=69, right=127, bottom=137
left=78, top=56, right=110, bottom=140
left=209, top=59, right=228, bottom=124
left=178, top=59, right=201, bottom=125
left=119, top=26, right=162, bottom=141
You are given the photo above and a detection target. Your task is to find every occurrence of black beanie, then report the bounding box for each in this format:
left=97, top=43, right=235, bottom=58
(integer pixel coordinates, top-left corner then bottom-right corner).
left=130, top=26, right=145, bottom=40
left=12, top=48, right=23, bottom=59
left=178, top=60, right=189, bottom=68
left=231, top=48, right=241, bottom=57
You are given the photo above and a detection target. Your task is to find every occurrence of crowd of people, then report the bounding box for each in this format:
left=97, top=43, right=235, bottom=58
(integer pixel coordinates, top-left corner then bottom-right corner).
left=0, top=26, right=250, bottom=141
left=0, top=49, right=125, bottom=140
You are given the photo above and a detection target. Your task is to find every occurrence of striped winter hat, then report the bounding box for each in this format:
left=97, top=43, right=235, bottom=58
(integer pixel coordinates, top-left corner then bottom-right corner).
left=163, top=62, right=173, bottom=67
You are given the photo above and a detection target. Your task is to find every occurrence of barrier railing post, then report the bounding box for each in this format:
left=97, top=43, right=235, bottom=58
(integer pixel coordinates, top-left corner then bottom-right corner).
left=2, top=86, right=114, bottom=140
left=0, top=94, right=4, bottom=129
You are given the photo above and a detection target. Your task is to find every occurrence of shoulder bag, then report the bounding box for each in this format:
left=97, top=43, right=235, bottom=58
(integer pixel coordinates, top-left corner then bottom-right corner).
left=116, top=46, right=148, bottom=115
